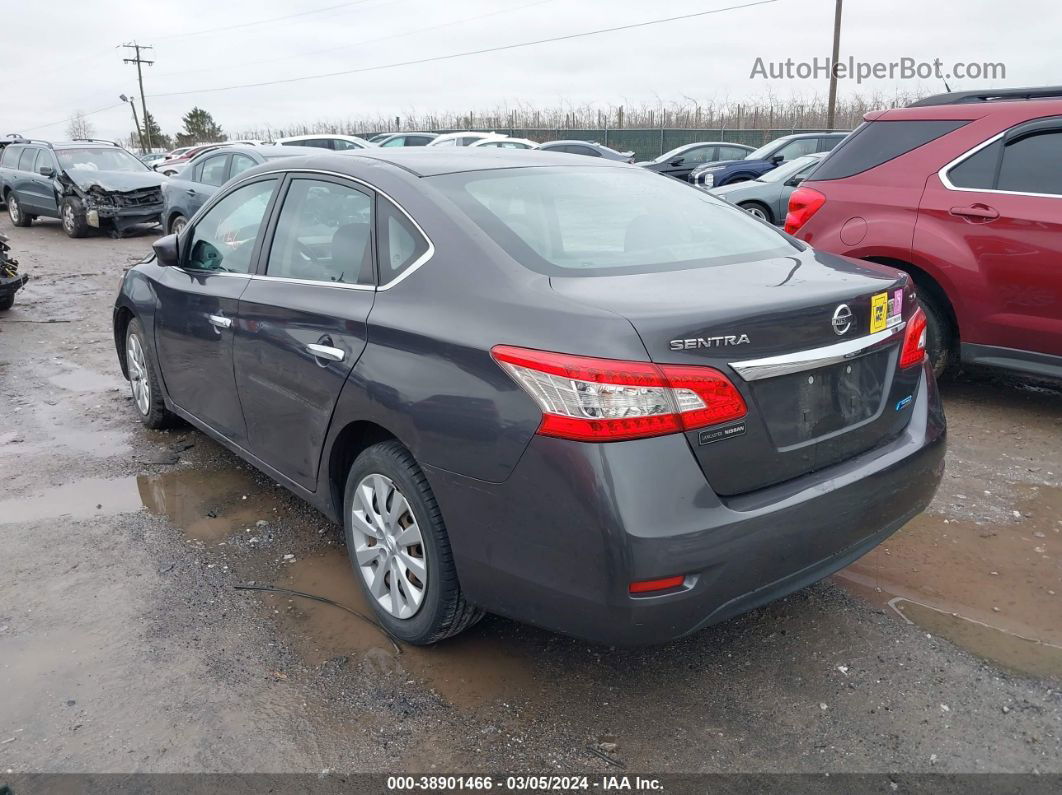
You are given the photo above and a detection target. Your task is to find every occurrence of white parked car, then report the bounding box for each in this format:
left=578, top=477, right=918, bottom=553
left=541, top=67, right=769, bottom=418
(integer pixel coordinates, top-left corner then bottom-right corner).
left=468, top=137, right=539, bottom=150
left=274, top=134, right=375, bottom=151
left=426, top=131, right=506, bottom=148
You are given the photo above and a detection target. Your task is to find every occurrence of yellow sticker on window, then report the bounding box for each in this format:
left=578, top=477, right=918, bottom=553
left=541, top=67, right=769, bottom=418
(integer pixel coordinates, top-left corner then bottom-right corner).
left=870, top=292, right=888, bottom=333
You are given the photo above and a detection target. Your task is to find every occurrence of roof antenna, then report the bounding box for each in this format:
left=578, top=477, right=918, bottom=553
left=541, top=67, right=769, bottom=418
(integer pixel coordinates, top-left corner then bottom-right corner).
left=943, top=80, right=952, bottom=93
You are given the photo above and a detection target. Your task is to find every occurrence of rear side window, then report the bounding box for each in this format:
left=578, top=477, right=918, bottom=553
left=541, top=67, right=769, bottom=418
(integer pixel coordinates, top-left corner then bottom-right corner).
left=811, top=120, right=968, bottom=180
left=18, top=148, right=37, bottom=171
left=947, top=140, right=1002, bottom=189
left=0, top=146, right=20, bottom=168
left=377, top=197, right=430, bottom=283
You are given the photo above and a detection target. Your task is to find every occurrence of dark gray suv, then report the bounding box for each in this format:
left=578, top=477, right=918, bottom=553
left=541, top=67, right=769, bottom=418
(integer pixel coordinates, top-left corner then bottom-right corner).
left=113, top=149, right=945, bottom=646
left=0, top=139, right=164, bottom=237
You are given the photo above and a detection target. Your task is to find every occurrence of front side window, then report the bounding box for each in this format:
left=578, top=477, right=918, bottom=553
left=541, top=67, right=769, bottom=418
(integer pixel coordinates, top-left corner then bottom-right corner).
left=199, top=154, right=230, bottom=187
left=55, top=147, right=149, bottom=173
left=265, top=178, right=374, bottom=285
left=773, top=138, right=821, bottom=162
left=718, top=145, right=751, bottom=160
left=433, top=138, right=457, bottom=147
left=997, top=131, right=1062, bottom=195
left=381, top=136, right=405, bottom=147
left=185, top=179, right=277, bottom=273
left=433, top=167, right=794, bottom=277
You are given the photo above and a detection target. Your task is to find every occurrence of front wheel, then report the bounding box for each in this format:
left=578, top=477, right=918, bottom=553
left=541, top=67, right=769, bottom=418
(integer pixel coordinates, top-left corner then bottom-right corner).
left=61, top=198, right=89, bottom=238
left=169, top=215, right=188, bottom=235
left=343, top=440, right=483, bottom=645
left=7, top=194, right=31, bottom=227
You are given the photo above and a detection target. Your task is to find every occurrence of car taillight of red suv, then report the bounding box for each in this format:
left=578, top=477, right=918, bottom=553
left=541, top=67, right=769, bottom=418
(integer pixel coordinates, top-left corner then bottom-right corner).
left=787, top=86, right=1062, bottom=381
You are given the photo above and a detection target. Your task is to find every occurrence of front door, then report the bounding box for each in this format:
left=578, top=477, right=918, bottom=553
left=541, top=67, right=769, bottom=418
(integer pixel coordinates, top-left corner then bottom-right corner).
left=234, top=175, right=377, bottom=490
left=153, top=176, right=280, bottom=443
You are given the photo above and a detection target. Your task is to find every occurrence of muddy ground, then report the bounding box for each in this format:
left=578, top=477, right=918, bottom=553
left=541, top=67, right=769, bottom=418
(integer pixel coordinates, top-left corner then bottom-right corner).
left=0, top=215, right=1059, bottom=775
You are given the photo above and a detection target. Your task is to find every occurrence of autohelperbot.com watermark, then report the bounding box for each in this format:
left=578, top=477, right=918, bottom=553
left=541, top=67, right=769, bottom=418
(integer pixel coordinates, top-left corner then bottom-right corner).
left=750, top=56, right=1006, bottom=83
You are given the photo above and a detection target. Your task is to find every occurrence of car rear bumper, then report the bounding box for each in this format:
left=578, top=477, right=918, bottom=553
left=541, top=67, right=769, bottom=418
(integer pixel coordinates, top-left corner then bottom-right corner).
left=425, top=363, right=946, bottom=645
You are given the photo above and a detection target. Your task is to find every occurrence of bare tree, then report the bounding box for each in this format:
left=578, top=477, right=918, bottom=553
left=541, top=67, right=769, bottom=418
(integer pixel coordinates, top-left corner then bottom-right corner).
left=66, top=110, right=95, bottom=140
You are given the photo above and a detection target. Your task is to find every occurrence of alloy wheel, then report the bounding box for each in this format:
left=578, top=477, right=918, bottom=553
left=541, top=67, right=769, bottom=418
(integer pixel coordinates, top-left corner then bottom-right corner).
left=62, top=204, right=75, bottom=233
left=172, top=217, right=187, bottom=235
left=744, top=205, right=768, bottom=221
left=126, top=333, right=151, bottom=416
left=8, top=197, right=20, bottom=224
left=349, top=473, right=428, bottom=619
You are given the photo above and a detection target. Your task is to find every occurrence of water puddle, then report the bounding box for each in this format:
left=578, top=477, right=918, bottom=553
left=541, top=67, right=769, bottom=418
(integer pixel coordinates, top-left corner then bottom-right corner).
left=265, top=549, right=540, bottom=710
left=48, top=363, right=119, bottom=392
left=0, top=468, right=285, bottom=542
left=835, top=485, right=1061, bottom=679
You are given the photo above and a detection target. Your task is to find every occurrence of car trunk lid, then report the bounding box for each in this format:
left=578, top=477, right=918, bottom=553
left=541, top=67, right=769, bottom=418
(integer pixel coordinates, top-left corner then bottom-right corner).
left=549, top=251, right=923, bottom=495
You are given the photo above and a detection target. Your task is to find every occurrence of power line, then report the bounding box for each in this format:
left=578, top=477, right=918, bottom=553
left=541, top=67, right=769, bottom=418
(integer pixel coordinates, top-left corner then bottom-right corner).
left=20, top=102, right=125, bottom=133
left=153, top=0, right=383, bottom=42
left=150, top=0, right=780, bottom=98
left=152, top=0, right=556, bottom=80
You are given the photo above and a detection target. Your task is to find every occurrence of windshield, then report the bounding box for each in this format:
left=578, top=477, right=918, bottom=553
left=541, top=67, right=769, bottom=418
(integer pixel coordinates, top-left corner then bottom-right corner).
left=745, top=140, right=786, bottom=160
left=755, top=155, right=821, bottom=183
left=431, top=167, right=795, bottom=277
left=56, top=147, right=149, bottom=173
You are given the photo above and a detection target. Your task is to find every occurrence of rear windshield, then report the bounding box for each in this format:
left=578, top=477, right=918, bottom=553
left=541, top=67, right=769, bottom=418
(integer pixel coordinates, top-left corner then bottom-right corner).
left=810, top=120, right=969, bottom=180
left=56, top=147, right=149, bottom=173
left=431, top=167, right=797, bottom=276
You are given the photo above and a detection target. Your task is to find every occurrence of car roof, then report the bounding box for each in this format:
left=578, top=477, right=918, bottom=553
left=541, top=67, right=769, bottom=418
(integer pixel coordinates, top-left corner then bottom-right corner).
left=869, top=98, right=1062, bottom=123
left=241, top=148, right=627, bottom=178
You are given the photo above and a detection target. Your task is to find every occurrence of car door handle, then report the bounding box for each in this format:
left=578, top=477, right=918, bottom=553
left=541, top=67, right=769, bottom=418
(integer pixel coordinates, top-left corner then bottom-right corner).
left=186, top=189, right=197, bottom=195
left=207, top=314, right=232, bottom=329
left=306, top=343, right=345, bottom=362
left=949, top=204, right=999, bottom=221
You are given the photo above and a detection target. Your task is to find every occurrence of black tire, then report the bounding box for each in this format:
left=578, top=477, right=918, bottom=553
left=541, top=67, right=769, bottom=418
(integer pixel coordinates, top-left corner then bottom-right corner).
left=125, top=318, right=177, bottom=429
left=343, top=440, right=483, bottom=645
left=6, top=193, right=31, bottom=227
left=61, top=197, right=89, bottom=238
left=918, top=292, right=952, bottom=378
left=169, top=214, right=188, bottom=235
left=0, top=292, right=14, bottom=311
left=738, top=201, right=774, bottom=224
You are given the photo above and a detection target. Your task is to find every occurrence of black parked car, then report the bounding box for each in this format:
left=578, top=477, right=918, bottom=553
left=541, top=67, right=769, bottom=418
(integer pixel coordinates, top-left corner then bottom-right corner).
left=0, top=139, right=164, bottom=237
left=637, top=141, right=754, bottom=181
left=162, top=144, right=322, bottom=235
left=113, top=149, right=945, bottom=646
left=537, top=140, right=635, bottom=162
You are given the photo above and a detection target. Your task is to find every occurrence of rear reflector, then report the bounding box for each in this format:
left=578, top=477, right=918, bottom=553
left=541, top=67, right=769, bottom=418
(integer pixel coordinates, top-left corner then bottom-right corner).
left=629, top=575, right=685, bottom=594
left=491, top=345, right=747, bottom=442
left=899, top=305, right=928, bottom=368
left=784, top=186, right=827, bottom=235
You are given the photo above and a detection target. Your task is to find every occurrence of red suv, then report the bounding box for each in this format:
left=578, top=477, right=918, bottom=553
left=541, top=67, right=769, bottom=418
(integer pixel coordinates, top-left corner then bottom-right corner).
left=785, top=86, right=1061, bottom=380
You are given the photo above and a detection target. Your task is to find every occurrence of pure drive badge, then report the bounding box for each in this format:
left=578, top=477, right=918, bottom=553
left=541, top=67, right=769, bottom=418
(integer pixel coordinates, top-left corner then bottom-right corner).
left=699, top=422, right=747, bottom=445
left=670, top=334, right=750, bottom=350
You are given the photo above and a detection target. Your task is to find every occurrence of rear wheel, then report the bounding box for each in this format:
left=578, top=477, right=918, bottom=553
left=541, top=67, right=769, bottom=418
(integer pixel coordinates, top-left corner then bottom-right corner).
left=0, top=293, right=14, bottom=311
left=738, top=201, right=773, bottom=223
left=343, top=440, right=483, bottom=645
left=918, top=293, right=952, bottom=377
left=7, top=194, right=31, bottom=227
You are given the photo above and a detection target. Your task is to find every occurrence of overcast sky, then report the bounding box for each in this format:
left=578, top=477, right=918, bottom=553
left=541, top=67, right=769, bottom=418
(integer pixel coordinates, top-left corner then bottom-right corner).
left=5, top=0, right=1057, bottom=142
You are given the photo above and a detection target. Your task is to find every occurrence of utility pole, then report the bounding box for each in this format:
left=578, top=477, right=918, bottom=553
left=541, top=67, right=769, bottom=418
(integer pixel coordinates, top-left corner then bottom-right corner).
left=122, top=42, right=154, bottom=149
left=826, top=0, right=843, bottom=130
left=120, top=94, right=145, bottom=152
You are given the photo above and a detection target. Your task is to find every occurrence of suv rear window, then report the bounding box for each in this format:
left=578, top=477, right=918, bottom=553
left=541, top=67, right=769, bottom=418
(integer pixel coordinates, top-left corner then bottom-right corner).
left=432, top=166, right=795, bottom=277
left=1, top=146, right=21, bottom=168
left=810, top=120, right=968, bottom=180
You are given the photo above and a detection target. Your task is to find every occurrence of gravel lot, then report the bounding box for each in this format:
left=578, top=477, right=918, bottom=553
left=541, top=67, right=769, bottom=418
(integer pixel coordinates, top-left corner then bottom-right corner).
left=0, top=214, right=1059, bottom=775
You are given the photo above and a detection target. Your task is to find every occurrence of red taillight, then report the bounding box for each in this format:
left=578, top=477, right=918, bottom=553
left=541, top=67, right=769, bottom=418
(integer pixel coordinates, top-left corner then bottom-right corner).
left=784, top=186, right=826, bottom=235
left=899, top=306, right=928, bottom=368
left=491, top=345, right=747, bottom=442
left=629, top=575, right=685, bottom=594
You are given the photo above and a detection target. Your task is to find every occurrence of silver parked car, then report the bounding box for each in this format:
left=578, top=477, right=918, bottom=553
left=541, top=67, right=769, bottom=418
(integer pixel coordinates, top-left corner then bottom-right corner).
left=705, top=153, right=826, bottom=225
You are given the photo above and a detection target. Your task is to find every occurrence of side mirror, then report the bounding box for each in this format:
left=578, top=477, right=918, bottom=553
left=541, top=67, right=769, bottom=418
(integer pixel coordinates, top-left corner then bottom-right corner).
left=770, top=154, right=785, bottom=164
left=38, top=166, right=55, bottom=177
left=153, top=234, right=180, bottom=267
left=785, top=177, right=804, bottom=187
left=669, top=157, right=684, bottom=166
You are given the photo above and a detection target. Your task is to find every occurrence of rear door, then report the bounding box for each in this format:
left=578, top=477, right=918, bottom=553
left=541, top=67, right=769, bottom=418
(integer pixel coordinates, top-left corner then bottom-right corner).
left=153, top=176, right=280, bottom=442
left=233, top=174, right=377, bottom=489
left=918, top=119, right=1062, bottom=356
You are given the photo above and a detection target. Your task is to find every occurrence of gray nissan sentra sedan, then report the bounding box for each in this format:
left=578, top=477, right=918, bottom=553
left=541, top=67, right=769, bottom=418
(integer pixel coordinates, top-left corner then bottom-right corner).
left=112, top=148, right=946, bottom=646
